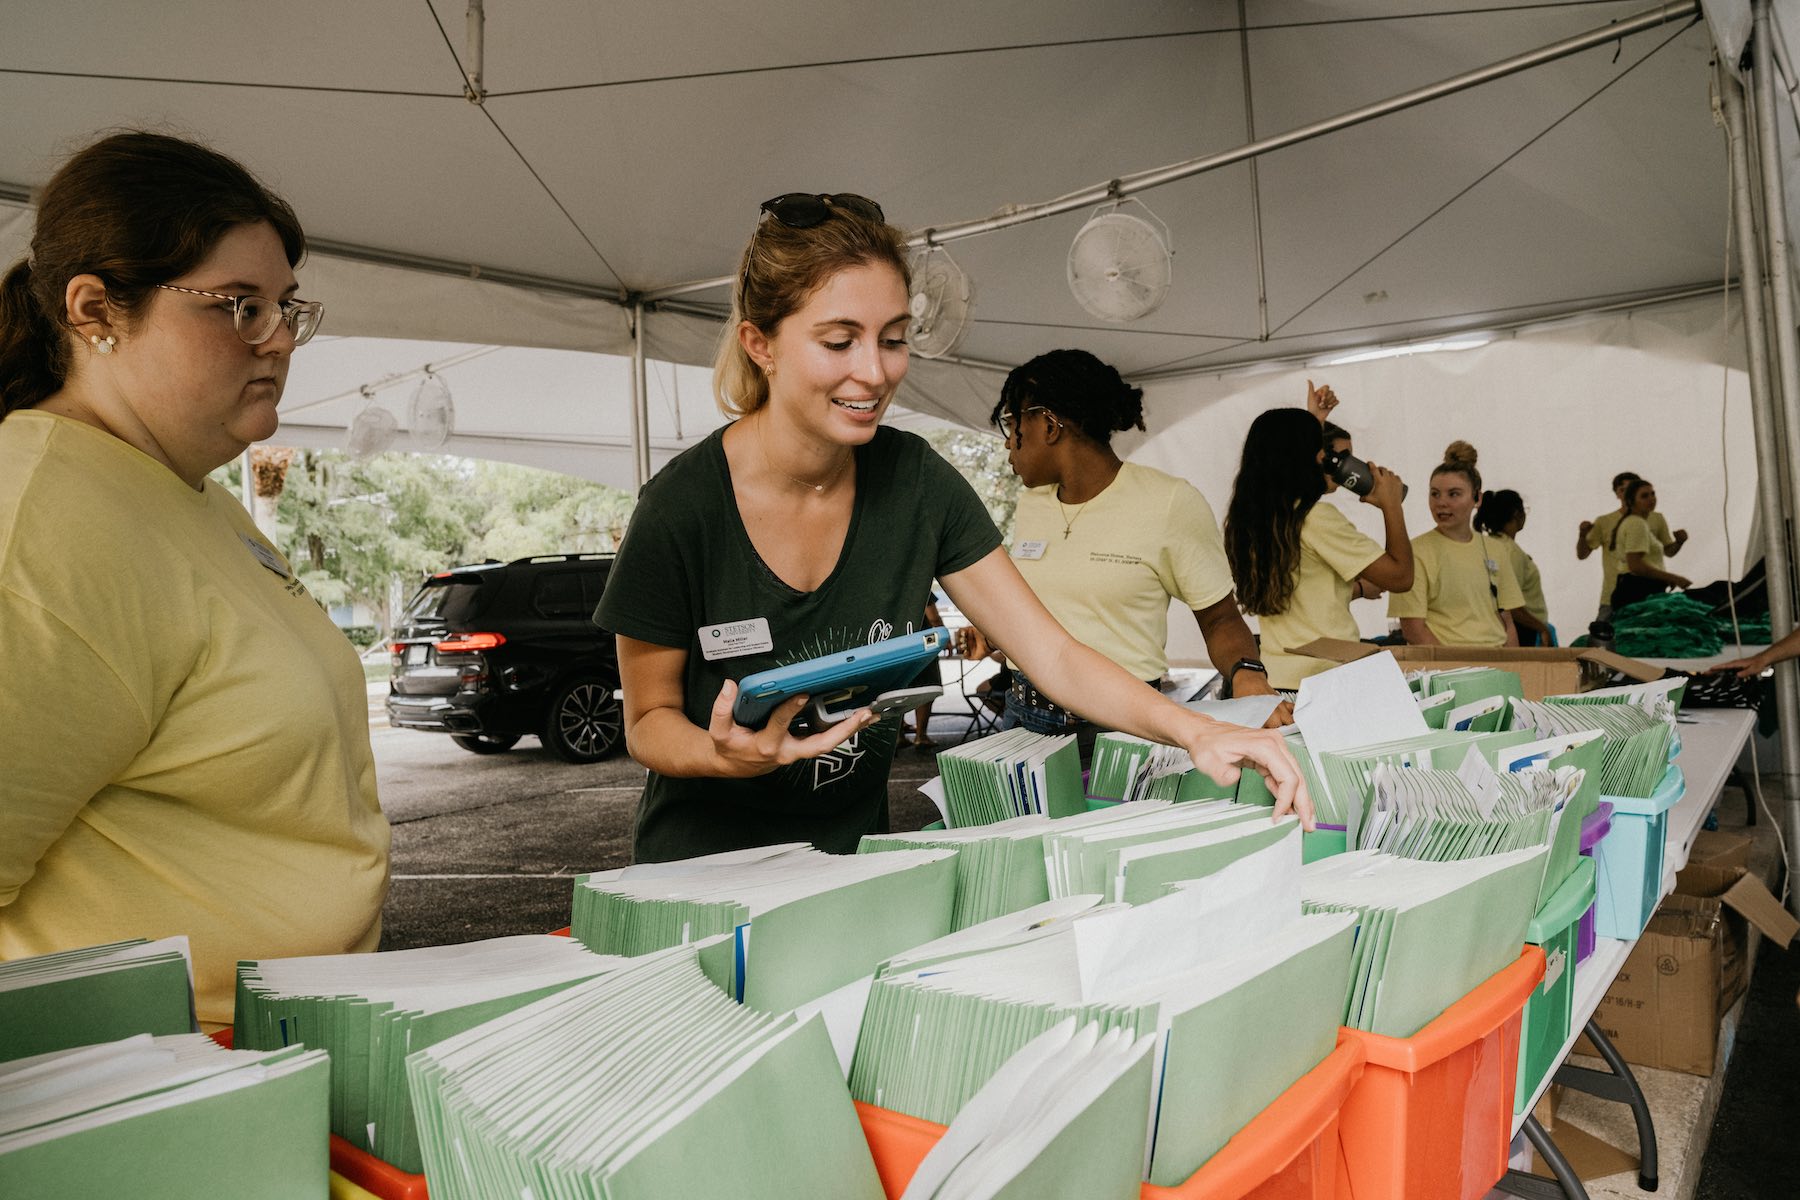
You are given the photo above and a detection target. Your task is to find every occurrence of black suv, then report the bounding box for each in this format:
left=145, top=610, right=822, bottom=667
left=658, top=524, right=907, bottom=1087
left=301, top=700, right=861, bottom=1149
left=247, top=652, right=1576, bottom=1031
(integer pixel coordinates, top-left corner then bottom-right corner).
left=385, top=554, right=624, bottom=762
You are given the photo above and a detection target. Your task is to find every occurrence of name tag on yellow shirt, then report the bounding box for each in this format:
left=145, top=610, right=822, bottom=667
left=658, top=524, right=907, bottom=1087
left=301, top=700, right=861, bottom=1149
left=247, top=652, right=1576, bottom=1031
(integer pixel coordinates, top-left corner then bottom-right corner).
left=240, top=533, right=291, bottom=579
left=1013, top=540, right=1047, bottom=561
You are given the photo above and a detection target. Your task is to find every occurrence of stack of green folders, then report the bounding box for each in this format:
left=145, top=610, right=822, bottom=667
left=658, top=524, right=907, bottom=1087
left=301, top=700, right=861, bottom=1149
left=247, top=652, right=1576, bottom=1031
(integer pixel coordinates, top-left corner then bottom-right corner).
left=898, top=1018, right=1155, bottom=1200
left=1088, top=733, right=1235, bottom=803
left=1416, top=690, right=1457, bottom=728
left=854, top=826, right=1360, bottom=1187
left=1509, top=697, right=1673, bottom=797
left=236, top=935, right=626, bottom=1173
left=0, top=1033, right=328, bottom=1199
left=860, top=815, right=1060, bottom=930
left=1234, top=731, right=1332, bottom=818
left=1357, top=761, right=1582, bottom=859
left=1316, top=728, right=1535, bottom=843
left=1411, top=666, right=1524, bottom=709
left=1043, top=801, right=1293, bottom=905
left=572, top=843, right=957, bottom=1011
left=1301, top=847, right=1546, bottom=1037
left=1545, top=675, right=1686, bottom=712
left=1493, top=731, right=1606, bottom=904
left=408, top=944, right=883, bottom=1200
left=0, top=937, right=195, bottom=1062
left=937, top=729, right=1086, bottom=825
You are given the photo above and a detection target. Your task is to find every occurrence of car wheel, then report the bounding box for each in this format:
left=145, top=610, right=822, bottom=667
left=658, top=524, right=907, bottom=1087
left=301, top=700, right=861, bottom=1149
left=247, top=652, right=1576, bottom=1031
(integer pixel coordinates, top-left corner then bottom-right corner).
left=451, top=733, right=521, bottom=755
left=544, top=678, right=624, bottom=763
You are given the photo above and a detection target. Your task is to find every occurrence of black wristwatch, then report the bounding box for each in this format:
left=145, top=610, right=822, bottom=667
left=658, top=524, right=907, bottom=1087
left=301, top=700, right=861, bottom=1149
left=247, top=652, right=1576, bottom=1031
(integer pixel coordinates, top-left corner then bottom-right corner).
left=1223, top=657, right=1267, bottom=698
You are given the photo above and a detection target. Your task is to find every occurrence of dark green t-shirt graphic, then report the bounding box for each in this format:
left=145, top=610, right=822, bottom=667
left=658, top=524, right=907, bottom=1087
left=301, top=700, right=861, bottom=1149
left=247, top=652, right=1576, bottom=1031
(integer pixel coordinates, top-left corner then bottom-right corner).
left=597, top=425, right=1001, bottom=861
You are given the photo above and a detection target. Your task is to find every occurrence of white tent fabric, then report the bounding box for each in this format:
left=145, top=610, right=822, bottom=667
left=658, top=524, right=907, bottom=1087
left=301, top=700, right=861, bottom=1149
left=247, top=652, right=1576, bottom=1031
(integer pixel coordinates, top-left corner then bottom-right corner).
left=1150, top=291, right=1756, bottom=662
left=0, top=1, right=1735, bottom=392
left=0, top=1, right=1778, bottom=642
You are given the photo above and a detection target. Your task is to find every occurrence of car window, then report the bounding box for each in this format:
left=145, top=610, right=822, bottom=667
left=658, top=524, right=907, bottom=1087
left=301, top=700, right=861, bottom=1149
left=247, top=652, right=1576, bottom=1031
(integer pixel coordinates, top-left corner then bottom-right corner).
left=532, top=571, right=592, bottom=620
left=581, top=566, right=611, bottom=614
left=401, top=580, right=487, bottom=625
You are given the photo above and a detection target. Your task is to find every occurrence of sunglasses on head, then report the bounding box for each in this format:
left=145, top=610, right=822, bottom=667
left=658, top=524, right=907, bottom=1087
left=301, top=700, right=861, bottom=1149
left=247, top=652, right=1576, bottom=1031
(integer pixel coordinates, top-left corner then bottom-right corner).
left=757, top=193, right=886, bottom=228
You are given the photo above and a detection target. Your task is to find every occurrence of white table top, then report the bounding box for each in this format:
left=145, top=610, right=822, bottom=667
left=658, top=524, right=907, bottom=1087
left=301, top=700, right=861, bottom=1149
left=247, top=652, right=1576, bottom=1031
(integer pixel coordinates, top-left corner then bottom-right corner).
left=1510, top=708, right=1756, bottom=1134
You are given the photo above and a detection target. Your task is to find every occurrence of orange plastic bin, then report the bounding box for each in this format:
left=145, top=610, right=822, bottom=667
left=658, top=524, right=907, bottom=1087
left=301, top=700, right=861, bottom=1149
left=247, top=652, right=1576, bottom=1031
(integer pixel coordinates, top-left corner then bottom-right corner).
left=329, top=1135, right=429, bottom=1200
left=1334, top=946, right=1544, bottom=1200
left=857, top=1038, right=1367, bottom=1200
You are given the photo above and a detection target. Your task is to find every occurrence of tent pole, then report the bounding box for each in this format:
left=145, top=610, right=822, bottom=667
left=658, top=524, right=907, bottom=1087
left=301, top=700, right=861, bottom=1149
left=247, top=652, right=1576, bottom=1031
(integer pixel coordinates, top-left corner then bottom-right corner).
left=1751, top=0, right=1800, bottom=906
left=629, top=299, right=651, bottom=490
left=1720, top=59, right=1800, bottom=887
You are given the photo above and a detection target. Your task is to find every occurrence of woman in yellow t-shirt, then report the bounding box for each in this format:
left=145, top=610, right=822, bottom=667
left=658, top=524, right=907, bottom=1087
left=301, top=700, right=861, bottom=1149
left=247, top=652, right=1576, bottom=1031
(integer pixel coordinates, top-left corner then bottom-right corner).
left=1389, top=442, right=1525, bottom=647
left=0, top=132, right=389, bottom=1025
left=1608, top=479, right=1692, bottom=611
left=1475, top=488, right=1553, bottom=646
left=1223, top=403, right=1414, bottom=690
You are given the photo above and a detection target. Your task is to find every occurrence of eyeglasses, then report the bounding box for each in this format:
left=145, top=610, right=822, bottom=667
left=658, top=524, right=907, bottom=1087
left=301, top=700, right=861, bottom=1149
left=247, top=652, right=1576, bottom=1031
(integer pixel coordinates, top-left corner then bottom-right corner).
left=994, top=405, right=1057, bottom=441
left=154, top=284, right=324, bottom=347
left=757, top=193, right=885, bottom=228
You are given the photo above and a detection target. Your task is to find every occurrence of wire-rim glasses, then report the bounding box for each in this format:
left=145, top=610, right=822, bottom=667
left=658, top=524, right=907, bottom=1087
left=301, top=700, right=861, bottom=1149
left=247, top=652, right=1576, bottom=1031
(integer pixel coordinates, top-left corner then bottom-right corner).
left=155, top=284, right=324, bottom=347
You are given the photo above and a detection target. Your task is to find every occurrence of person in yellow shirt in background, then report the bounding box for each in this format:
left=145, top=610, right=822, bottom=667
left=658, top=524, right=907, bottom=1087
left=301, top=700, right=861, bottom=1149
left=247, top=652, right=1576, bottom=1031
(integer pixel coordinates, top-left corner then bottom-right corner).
left=0, top=132, right=390, bottom=1026
left=1223, top=397, right=1414, bottom=691
left=1475, top=488, right=1554, bottom=645
left=981, top=349, right=1284, bottom=744
left=1607, top=478, right=1692, bottom=611
left=1390, top=442, right=1525, bottom=646
left=1577, top=470, right=1685, bottom=619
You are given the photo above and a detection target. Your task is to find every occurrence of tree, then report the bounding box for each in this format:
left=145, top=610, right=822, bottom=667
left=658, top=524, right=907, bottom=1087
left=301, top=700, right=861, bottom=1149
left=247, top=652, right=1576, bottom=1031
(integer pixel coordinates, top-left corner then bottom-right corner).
left=923, top=427, right=1020, bottom=540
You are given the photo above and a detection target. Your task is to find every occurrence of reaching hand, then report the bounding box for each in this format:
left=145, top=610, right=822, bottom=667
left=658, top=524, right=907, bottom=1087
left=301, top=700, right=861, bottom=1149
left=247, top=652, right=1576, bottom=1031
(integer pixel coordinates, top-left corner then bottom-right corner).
left=1579, top=519, right=1594, bottom=537
left=1708, top=654, right=1769, bottom=679
left=1306, top=379, right=1339, bottom=424
left=1180, top=716, right=1315, bottom=829
left=707, top=680, right=876, bottom=777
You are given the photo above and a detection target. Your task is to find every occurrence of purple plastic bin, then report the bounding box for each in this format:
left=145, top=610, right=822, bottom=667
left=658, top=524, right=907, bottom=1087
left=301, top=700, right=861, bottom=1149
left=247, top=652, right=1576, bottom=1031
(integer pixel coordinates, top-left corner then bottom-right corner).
left=1576, top=801, right=1616, bottom=963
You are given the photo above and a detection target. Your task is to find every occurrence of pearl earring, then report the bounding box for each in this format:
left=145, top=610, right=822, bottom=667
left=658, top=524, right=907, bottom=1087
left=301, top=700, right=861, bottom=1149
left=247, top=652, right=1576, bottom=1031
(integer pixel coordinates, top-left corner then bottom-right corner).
left=89, top=334, right=116, bottom=355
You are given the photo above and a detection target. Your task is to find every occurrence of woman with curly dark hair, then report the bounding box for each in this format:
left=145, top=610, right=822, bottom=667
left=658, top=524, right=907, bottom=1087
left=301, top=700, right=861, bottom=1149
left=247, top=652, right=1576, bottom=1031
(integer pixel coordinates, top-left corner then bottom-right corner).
left=1223, top=400, right=1412, bottom=690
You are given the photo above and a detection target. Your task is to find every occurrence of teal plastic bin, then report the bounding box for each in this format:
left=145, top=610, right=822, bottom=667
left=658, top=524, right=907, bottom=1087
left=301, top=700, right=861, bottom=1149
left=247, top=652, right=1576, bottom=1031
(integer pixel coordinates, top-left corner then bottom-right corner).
left=1593, top=764, right=1685, bottom=939
left=1515, top=856, right=1595, bottom=1112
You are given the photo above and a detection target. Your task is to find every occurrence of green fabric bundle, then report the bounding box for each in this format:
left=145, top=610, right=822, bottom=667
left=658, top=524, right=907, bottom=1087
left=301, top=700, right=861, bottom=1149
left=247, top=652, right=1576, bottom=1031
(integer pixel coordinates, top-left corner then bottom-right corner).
left=1609, top=593, right=1771, bottom=659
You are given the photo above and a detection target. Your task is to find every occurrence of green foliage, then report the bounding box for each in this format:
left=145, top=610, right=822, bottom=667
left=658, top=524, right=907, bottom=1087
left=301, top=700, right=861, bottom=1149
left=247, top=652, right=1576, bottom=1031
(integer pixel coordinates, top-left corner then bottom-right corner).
left=238, top=451, right=635, bottom=634
left=922, top=427, right=1020, bottom=540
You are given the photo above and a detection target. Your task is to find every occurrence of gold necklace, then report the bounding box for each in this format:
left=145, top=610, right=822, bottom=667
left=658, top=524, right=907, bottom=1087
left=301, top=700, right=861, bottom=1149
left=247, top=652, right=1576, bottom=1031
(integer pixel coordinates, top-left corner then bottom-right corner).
left=1055, top=489, right=1090, bottom=539
left=759, top=419, right=849, bottom=493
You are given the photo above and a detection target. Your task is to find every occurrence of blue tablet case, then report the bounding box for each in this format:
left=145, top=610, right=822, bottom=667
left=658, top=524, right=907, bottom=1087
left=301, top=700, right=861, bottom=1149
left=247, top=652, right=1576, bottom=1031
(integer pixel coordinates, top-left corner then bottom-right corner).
left=731, top=629, right=947, bottom=728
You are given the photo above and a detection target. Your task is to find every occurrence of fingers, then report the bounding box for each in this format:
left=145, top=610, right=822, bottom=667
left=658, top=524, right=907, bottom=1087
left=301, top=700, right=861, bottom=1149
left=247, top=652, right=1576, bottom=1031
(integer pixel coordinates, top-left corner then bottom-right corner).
left=1263, top=700, right=1295, bottom=728
left=708, top=679, right=741, bottom=740
left=784, top=709, right=877, bottom=761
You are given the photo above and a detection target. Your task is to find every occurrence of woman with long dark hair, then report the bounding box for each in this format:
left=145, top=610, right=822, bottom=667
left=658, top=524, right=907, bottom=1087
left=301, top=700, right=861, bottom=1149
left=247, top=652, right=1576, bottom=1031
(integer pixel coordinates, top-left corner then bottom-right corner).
left=1223, top=406, right=1412, bottom=690
left=1474, top=488, right=1553, bottom=645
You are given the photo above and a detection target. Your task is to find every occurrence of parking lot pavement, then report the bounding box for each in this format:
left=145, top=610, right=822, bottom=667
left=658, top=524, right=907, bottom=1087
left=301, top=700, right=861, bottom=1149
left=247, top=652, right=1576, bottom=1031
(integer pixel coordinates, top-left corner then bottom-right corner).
left=372, top=722, right=942, bottom=951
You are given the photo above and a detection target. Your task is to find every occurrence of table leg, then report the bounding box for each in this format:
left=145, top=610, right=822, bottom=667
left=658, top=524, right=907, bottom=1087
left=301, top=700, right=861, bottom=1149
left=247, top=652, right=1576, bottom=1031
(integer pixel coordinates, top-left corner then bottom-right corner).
left=1553, top=1019, right=1659, bottom=1192
left=1494, top=1115, right=1591, bottom=1199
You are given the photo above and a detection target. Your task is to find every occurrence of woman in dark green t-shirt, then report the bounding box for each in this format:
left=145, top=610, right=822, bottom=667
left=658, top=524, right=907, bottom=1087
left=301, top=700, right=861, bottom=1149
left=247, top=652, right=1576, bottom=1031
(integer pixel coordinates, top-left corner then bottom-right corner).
left=598, top=193, right=1312, bottom=862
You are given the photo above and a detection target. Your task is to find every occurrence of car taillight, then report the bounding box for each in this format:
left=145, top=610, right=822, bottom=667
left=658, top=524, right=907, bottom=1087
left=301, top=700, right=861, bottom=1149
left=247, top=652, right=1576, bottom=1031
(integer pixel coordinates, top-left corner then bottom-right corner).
left=390, top=642, right=405, bottom=658
left=435, top=632, right=506, bottom=653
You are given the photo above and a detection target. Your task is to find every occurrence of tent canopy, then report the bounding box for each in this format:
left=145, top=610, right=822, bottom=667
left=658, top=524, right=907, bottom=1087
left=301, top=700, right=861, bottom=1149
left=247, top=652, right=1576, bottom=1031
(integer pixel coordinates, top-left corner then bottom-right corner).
left=2, top=1, right=1730, bottom=406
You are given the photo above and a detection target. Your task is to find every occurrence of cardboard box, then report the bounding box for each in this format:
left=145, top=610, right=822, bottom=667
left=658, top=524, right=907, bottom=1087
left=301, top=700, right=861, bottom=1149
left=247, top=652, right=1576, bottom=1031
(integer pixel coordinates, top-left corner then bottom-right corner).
left=1292, top=640, right=1664, bottom=701
left=1575, top=835, right=1796, bottom=1075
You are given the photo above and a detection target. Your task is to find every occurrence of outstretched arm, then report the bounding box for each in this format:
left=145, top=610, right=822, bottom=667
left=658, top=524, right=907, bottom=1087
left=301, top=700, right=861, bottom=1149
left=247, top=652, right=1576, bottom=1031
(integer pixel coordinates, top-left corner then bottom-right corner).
left=941, top=548, right=1314, bottom=824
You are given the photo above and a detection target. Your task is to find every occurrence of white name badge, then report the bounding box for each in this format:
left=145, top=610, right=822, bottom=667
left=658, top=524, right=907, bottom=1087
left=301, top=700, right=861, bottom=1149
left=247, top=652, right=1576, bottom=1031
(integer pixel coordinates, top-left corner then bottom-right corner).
left=240, top=533, right=290, bottom=579
left=699, top=616, right=775, bottom=661
left=1013, top=539, right=1048, bottom=561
